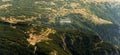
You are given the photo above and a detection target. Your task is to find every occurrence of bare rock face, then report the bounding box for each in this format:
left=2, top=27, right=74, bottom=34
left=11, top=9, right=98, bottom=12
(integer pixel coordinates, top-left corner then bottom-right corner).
left=2, top=0, right=11, bottom=2
left=27, top=28, right=56, bottom=45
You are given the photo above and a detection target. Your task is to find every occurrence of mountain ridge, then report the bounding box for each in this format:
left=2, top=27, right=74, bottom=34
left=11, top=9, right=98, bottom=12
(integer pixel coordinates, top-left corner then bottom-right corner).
left=0, top=0, right=120, bottom=55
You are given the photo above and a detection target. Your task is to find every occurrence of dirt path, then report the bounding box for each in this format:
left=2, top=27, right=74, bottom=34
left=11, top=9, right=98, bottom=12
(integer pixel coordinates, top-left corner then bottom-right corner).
left=0, top=4, right=12, bottom=9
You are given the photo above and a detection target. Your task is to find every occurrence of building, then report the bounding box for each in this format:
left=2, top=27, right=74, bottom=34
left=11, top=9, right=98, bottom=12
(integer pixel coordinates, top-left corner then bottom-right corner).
left=60, top=18, right=71, bottom=24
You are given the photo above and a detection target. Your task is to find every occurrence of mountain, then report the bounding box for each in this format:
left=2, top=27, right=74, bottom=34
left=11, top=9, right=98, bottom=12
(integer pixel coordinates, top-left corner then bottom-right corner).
left=0, top=0, right=120, bottom=55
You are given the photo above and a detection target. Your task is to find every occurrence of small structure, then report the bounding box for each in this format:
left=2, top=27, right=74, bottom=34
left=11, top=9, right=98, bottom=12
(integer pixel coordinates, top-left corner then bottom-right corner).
left=55, top=17, right=72, bottom=24
left=60, top=18, right=71, bottom=24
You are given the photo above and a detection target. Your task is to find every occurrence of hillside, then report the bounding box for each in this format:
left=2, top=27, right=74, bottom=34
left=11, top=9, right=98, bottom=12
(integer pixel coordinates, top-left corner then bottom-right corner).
left=0, top=0, right=120, bottom=55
